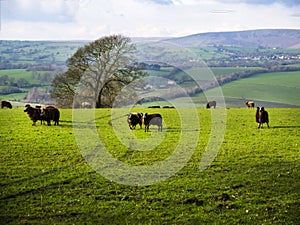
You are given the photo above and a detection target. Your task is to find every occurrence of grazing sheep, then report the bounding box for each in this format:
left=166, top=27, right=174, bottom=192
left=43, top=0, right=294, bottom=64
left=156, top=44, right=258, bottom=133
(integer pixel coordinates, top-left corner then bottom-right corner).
left=24, top=105, right=60, bottom=126
left=127, top=113, right=142, bottom=130
left=41, top=106, right=60, bottom=126
left=24, top=105, right=42, bottom=126
left=246, top=101, right=255, bottom=108
left=142, top=113, right=162, bottom=132
left=206, top=101, right=216, bottom=109
left=1, top=100, right=12, bottom=109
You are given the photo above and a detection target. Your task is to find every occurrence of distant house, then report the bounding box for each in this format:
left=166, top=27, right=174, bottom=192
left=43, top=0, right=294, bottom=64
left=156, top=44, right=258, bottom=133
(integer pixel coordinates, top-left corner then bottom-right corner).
left=167, top=80, right=176, bottom=86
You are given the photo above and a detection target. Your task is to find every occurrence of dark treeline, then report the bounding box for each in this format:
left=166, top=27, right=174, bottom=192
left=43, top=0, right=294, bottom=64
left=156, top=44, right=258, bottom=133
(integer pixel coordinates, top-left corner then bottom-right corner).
left=0, top=62, right=65, bottom=70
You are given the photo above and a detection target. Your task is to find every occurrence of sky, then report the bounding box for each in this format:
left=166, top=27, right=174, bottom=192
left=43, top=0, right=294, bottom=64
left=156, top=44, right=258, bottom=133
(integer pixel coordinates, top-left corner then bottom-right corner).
left=0, top=0, right=299, bottom=40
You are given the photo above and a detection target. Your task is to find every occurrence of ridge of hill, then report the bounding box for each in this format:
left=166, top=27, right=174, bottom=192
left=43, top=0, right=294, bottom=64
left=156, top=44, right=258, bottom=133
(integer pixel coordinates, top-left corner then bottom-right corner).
left=162, top=29, right=300, bottom=48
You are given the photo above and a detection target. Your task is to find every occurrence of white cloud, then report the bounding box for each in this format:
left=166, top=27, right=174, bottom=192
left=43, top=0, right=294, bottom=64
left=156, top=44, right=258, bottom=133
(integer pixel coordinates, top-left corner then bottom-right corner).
left=2, top=0, right=79, bottom=23
left=0, top=0, right=299, bottom=40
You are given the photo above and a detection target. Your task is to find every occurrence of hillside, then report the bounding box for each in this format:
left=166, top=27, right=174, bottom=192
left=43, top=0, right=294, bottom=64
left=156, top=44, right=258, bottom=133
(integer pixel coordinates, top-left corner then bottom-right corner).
left=162, top=29, right=300, bottom=48
left=0, top=30, right=299, bottom=106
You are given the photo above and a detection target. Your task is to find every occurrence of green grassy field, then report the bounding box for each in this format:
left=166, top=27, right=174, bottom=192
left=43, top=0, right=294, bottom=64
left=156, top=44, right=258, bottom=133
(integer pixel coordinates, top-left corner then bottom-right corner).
left=0, top=69, right=35, bottom=79
left=0, top=108, right=299, bottom=224
left=147, top=70, right=300, bottom=108
left=0, top=69, right=55, bottom=85
left=193, top=71, right=300, bottom=108
left=0, top=69, right=58, bottom=100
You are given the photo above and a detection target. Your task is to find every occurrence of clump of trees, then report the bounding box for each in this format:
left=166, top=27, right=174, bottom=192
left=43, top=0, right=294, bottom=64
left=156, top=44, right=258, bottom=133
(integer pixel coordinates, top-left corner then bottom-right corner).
left=0, top=75, right=30, bottom=88
left=51, top=35, right=146, bottom=108
left=0, top=75, right=29, bottom=95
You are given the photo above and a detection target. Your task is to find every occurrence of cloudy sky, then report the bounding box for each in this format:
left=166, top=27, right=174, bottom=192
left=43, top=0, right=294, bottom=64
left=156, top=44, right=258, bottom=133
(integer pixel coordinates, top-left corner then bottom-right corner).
left=0, top=0, right=299, bottom=40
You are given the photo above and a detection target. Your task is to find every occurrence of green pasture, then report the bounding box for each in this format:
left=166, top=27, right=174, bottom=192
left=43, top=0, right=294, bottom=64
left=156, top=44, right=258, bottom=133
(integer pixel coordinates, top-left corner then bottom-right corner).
left=0, top=108, right=299, bottom=224
left=0, top=69, right=32, bottom=80
left=0, top=41, right=84, bottom=64
left=0, top=93, right=27, bottom=102
left=0, top=69, right=57, bottom=100
left=145, top=66, right=262, bottom=92
left=0, top=69, right=54, bottom=85
left=195, top=71, right=300, bottom=108
left=148, top=70, right=300, bottom=108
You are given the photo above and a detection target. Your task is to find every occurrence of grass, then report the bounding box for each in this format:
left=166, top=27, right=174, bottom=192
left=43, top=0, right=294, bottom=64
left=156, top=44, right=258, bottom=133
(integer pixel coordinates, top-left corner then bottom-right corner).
left=123, top=69, right=300, bottom=109
left=0, top=107, right=299, bottom=224
left=0, top=69, right=55, bottom=85
left=0, top=92, right=28, bottom=101
left=193, top=71, right=300, bottom=108
left=0, top=69, right=58, bottom=100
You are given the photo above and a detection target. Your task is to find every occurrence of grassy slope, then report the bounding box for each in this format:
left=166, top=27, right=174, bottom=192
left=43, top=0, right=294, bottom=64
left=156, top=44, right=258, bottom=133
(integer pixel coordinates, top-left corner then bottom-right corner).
left=129, top=69, right=300, bottom=108
left=0, top=108, right=299, bottom=224
left=0, top=69, right=31, bottom=79
left=193, top=71, right=300, bottom=108
left=221, top=71, right=300, bottom=105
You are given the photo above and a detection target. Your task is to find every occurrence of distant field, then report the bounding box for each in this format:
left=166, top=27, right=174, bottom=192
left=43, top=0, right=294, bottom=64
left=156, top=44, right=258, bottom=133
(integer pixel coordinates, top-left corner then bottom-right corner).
left=0, top=93, right=27, bottom=102
left=0, top=108, right=299, bottom=224
left=0, top=69, right=57, bottom=100
left=147, top=66, right=261, bottom=78
left=0, top=69, right=38, bottom=82
left=0, top=69, right=55, bottom=85
left=0, top=41, right=85, bottom=65
left=1, top=40, right=299, bottom=106
left=195, top=71, right=300, bottom=108
left=145, top=66, right=263, bottom=91
left=210, top=67, right=262, bottom=76
left=144, top=70, right=300, bottom=108
left=1, top=69, right=299, bottom=108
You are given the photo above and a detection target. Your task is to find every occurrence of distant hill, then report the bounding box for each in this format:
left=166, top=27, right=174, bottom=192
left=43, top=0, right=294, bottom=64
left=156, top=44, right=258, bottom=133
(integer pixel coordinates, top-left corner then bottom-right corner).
left=162, top=29, right=300, bottom=48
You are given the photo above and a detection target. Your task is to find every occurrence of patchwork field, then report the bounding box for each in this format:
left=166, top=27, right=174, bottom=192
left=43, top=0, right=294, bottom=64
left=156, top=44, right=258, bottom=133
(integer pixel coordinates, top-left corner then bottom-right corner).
left=1, top=40, right=299, bottom=108
left=0, top=69, right=57, bottom=100
left=0, top=107, right=299, bottom=224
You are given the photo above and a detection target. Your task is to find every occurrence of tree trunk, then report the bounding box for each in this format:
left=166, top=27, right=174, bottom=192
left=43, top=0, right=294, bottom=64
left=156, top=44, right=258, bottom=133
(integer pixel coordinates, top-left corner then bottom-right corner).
left=96, top=86, right=104, bottom=108
left=96, top=93, right=102, bottom=108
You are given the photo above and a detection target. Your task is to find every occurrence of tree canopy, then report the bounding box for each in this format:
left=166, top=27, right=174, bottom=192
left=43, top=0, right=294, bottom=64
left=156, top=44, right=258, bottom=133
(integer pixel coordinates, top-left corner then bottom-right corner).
left=51, top=35, right=146, bottom=108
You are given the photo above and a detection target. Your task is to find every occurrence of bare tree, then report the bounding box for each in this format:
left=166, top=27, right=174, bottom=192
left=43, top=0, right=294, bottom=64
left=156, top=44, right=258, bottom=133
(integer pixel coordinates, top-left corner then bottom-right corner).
left=51, top=35, right=146, bottom=108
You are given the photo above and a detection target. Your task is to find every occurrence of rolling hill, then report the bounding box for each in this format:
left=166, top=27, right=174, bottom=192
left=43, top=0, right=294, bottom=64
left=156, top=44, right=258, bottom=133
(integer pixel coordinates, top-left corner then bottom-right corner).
left=162, top=29, right=300, bottom=48
left=1, top=29, right=299, bottom=107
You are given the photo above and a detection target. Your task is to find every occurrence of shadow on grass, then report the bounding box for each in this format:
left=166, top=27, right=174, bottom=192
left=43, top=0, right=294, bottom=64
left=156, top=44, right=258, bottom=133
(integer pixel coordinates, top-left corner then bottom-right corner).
left=0, top=166, right=72, bottom=188
left=271, top=125, right=300, bottom=129
left=58, top=120, right=101, bottom=129
left=0, top=212, right=86, bottom=224
left=0, top=168, right=95, bottom=202
left=165, top=127, right=200, bottom=132
left=59, top=114, right=114, bottom=128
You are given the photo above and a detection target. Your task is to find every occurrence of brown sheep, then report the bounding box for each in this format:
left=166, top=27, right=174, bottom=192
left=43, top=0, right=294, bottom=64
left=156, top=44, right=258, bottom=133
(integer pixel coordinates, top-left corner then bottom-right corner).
left=142, top=113, right=162, bottom=132
left=24, top=105, right=42, bottom=126
left=246, top=101, right=255, bottom=108
left=206, top=101, right=216, bottom=109
left=41, top=106, right=60, bottom=126
left=1, top=100, right=12, bottom=109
